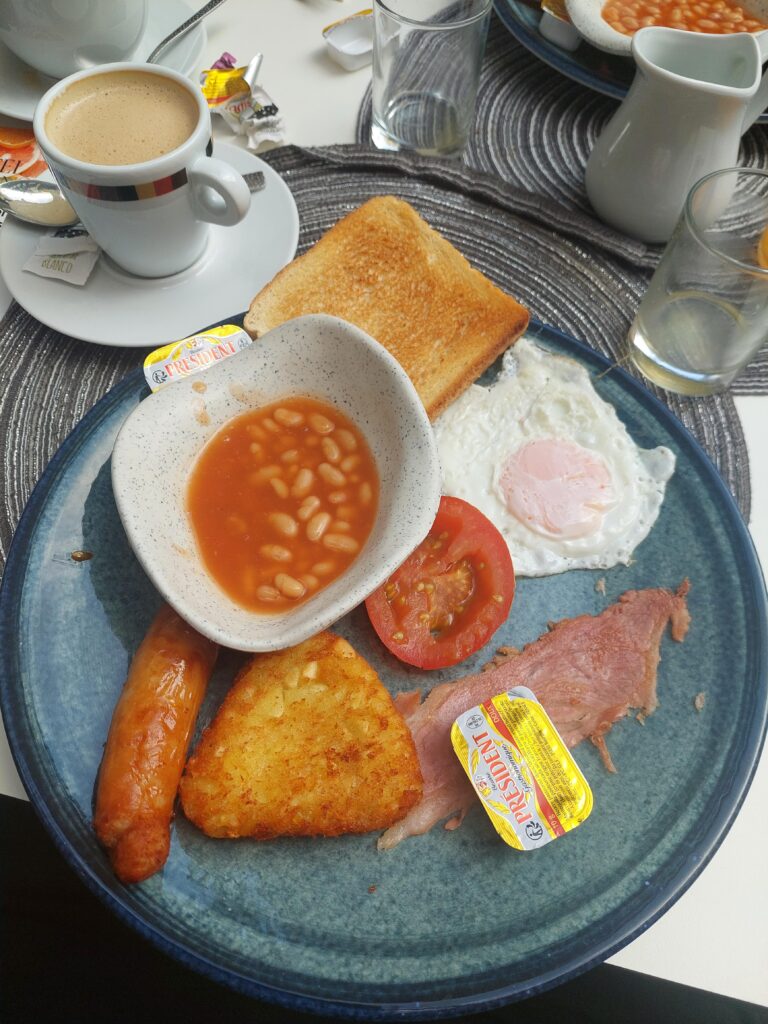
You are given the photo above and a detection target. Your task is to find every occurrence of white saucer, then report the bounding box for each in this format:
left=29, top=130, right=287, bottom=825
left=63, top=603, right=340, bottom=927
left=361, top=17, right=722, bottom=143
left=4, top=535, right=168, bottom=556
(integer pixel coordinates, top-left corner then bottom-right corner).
left=0, top=144, right=300, bottom=348
left=0, top=0, right=206, bottom=122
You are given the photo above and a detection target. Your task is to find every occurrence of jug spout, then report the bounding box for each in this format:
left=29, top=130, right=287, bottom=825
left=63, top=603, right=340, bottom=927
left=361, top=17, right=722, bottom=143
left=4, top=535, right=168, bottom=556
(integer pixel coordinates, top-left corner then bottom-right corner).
left=633, top=25, right=762, bottom=92
left=585, top=27, right=764, bottom=242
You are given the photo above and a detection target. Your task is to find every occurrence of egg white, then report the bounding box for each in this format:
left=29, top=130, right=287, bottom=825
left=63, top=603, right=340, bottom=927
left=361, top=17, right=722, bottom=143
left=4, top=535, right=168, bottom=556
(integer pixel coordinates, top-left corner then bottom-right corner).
left=434, top=338, right=675, bottom=577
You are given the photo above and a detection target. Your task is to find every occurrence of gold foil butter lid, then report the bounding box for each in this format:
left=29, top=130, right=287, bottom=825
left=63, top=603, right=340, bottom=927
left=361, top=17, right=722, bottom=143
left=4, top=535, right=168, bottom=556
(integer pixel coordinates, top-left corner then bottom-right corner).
left=451, top=686, right=593, bottom=850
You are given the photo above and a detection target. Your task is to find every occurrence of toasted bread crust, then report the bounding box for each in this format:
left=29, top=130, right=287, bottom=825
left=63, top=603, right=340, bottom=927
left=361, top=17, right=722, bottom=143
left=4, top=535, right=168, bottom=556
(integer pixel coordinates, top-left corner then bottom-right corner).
left=179, top=631, right=423, bottom=839
left=244, top=196, right=529, bottom=419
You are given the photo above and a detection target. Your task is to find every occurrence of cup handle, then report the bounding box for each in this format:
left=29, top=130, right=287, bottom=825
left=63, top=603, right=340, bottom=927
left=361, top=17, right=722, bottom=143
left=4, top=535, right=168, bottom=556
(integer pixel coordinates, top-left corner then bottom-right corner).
left=187, top=155, right=251, bottom=227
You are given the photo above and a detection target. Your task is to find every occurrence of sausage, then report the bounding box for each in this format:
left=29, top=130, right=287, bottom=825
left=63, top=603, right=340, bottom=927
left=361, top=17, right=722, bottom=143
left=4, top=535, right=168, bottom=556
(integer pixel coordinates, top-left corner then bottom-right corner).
left=93, top=604, right=218, bottom=883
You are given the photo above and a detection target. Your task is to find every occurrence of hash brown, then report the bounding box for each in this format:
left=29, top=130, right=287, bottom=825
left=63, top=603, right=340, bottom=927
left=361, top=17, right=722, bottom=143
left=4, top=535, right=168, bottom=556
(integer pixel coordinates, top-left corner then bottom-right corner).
left=179, top=631, right=423, bottom=839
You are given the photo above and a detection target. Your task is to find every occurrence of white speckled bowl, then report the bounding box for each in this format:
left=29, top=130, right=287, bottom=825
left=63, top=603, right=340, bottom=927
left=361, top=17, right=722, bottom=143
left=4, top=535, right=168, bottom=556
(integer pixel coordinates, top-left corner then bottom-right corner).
left=564, top=0, right=632, bottom=56
left=111, top=314, right=442, bottom=652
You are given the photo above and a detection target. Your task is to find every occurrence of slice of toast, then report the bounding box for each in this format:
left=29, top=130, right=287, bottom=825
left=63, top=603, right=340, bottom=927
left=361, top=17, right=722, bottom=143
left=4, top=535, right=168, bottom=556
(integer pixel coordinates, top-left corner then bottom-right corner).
left=179, top=632, right=423, bottom=839
left=244, top=196, right=530, bottom=420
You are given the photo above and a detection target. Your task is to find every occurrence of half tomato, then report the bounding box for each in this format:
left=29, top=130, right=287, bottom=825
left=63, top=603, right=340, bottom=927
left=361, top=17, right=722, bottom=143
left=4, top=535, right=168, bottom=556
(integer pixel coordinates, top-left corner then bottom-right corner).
left=365, top=496, right=515, bottom=669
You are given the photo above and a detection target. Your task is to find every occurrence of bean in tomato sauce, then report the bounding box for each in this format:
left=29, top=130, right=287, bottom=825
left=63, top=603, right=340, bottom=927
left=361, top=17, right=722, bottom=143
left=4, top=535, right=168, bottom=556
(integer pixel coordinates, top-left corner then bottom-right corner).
left=602, top=0, right=768, bottom=34
left=187, top=397, right=379, bottom=612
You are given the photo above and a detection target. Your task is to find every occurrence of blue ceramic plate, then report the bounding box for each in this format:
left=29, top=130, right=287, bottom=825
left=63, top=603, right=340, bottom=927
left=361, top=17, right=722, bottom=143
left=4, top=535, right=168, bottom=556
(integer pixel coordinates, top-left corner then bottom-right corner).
left=493, top=0, right=768, bottom=125
left=1, top=320, right=767, bottom=1019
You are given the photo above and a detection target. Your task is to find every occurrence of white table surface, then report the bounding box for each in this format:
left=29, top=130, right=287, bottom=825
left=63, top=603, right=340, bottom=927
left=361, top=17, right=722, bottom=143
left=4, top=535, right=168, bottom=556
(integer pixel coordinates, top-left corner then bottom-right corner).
left=0, top=0, right=766, bottom=1009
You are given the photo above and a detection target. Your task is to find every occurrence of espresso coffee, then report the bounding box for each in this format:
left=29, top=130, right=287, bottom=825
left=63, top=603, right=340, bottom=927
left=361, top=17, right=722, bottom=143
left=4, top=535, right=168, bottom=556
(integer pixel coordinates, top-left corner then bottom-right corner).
left=45, top=70, right=199, bottom=166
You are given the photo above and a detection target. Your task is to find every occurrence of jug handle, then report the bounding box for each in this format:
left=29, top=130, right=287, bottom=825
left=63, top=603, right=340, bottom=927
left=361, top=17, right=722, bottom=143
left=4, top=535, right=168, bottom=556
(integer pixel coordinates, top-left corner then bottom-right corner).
left=744, top=30, right=768, bottom=131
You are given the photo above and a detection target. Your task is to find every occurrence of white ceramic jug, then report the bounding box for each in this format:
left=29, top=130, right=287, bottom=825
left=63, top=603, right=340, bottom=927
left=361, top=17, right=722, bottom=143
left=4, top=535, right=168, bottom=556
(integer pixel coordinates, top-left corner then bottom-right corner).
left=585, top=27, right=768, bottom=243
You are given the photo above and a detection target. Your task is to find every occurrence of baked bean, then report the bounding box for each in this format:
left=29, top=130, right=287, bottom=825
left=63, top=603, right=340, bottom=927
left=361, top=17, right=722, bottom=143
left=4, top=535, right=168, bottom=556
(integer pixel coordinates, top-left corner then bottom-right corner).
left=309, top=413, right=335, bottom=434
left=340, top=455, right=360, bottom=473
left=318, top=462, right=345, bottom=487
left=269, top=512, right=299, bottom=538
left=227, top=515, right=247, bottom=535
left=311, top=560, right=336, bottom=576
left=249, top=442, right=263, bottom=458
left=262, top=417, right=279, bottom=433
left=252, top=464, right=282, bottom=483
left=270, top=477, right=289, bottom=499
left=323, top=533, right=359, bottom=553
left=359, top=482, right=373, bottom=504
left=260, top=544, right=292, bottom=562
left=335, top=429, right=357, bottom=451
left=328, top=490, right=348, bottom=505
left=281, top=448, right=300, bottom=463
left=299, top=573, right=319, bottom=590
left=274, top=408, right=304, bottom=428
left=306, top=511, right=332, bottom=542
left=292, top=468, right=315, bottom=497
left=297, top=495, right=321, bottom=521
left=321, top=437, right=341, bottom=463
left=275, top=573, right=306, bottom=599
left=332, top=520, right=351, bottom=533
left=256, top=585, right=281, bottom=602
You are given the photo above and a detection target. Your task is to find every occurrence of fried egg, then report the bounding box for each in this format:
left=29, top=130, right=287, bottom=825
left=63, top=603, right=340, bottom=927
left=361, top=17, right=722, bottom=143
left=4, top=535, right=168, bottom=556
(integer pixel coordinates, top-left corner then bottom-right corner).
left=434, top=338, right=675, bottom=577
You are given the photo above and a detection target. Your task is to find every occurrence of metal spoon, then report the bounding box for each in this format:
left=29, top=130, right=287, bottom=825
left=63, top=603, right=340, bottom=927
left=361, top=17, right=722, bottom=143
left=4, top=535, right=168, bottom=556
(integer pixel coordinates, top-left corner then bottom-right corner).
left=0, top=179, right=78, bottom=227
left=146, top=0, right=230, bottom=63
left=0, top=171, right=265, bottom=229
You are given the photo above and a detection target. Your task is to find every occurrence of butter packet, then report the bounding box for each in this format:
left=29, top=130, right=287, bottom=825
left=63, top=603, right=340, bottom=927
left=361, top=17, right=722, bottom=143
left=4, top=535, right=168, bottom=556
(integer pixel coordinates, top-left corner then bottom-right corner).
left=200, top=54, right=284, bottom=150
left=451, top=686, right=593, bottom=850
left=323, top=10, right=373, bottom=71
left=144, top=324, right=252, bottom=392
left=540, top=0, right=582, bottom=50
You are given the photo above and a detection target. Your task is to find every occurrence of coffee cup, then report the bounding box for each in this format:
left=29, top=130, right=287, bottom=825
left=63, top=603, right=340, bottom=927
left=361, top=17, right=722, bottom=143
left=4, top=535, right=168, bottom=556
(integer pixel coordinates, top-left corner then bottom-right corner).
left=33, top=63, right=251, bottom=278
left=0, top=0, right=148, bottom=79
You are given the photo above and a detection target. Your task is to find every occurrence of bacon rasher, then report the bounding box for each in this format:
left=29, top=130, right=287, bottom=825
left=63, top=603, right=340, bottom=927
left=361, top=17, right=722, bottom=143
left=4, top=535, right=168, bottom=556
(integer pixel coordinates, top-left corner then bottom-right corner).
left=379, top=583, right=690, bottom=851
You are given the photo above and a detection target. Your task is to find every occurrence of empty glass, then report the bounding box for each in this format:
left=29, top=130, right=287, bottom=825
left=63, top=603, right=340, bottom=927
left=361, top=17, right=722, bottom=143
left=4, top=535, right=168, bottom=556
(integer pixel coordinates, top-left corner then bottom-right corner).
left=371, top=0, right=491, bottom=158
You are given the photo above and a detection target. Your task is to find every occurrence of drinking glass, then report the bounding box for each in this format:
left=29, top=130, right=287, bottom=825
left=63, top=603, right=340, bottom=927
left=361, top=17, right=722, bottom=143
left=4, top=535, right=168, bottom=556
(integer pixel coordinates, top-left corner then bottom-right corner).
left=627, top=167, right=768, bottom=395
left=371, top=0, right=491, bottom=158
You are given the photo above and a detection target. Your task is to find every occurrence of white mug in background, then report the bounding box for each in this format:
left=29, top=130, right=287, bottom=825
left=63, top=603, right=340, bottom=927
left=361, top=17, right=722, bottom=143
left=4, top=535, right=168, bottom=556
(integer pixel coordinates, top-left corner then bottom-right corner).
left=33, top=63, right=251, bottom=278
left=0, top=0, right=148, bottom=79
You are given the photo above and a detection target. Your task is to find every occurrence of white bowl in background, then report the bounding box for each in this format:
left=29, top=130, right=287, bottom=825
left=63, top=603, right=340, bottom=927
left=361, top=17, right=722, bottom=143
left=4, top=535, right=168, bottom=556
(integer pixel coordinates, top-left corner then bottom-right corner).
left=111, top=314, right=442, bottom=652
left=564, top=0, right=632, bottom=55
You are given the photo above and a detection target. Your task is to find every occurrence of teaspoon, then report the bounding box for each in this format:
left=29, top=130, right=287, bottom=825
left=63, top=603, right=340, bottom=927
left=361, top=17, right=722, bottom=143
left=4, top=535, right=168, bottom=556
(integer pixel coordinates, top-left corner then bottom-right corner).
left=0, top=179, right=78, bottom=227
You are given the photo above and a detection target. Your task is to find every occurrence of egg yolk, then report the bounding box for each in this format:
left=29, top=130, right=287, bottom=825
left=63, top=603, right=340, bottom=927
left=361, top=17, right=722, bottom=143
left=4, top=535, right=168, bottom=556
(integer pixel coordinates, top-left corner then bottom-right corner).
left=498, top=439, right=616, bottom=539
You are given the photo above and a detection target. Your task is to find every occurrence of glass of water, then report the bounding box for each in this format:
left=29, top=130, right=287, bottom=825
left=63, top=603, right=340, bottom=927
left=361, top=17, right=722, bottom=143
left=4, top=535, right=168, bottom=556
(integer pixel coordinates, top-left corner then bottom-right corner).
left=627, top=167, right=768, bottom=395
left=371, top=0, right=491, bottom=158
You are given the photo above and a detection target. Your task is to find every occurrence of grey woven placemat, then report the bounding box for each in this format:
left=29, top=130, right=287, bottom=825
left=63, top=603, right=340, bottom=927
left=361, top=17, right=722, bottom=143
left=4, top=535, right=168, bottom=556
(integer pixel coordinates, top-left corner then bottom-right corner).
left=0, top=144, right=750, bottom=567
left=357, top=13, right=768, bottom=394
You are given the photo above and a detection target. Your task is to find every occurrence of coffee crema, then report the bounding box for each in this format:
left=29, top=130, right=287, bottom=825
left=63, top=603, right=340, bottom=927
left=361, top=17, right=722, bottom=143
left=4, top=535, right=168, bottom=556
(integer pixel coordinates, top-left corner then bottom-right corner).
left=44, top=70, right=199, bottom=166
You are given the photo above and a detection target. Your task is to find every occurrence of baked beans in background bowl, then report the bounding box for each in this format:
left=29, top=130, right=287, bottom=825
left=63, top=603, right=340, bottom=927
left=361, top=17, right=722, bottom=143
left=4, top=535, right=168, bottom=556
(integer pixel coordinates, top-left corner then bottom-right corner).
left=564, top=0, right=768, bottom=55
left=111, top=314, right=442, bottom=652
